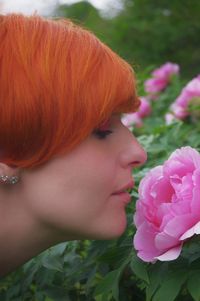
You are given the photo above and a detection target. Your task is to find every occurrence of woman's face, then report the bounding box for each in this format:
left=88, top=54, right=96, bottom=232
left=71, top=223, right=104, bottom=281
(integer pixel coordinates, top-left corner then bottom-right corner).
left=22, top=115, right=147, bottom=240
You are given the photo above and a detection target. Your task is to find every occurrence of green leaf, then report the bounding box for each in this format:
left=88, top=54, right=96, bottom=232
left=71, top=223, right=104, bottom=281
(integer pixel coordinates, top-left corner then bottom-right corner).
left=153, top=270, right=187, bottom=301
left=187, top=270, right=200, bottom=301
left=44, top=286, right=71, bottom=301
left=42, top=254, right=64, bottom=272
left=49, top=242, right=68, bottom=256
left=146, top=262, right=169, bottom=301
left=97, top=246, right=131, bottom=268
left=130, top=254, right=149, bottom=283
left=94, top=269, right=121, bottom=301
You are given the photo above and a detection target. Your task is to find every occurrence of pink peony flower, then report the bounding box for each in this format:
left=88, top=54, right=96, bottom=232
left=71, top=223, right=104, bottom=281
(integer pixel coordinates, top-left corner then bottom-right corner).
left=144, top=77, right=168, bottom=94
left=121, top=97, right=151, bottom=128
left=144, top=62, right=180, bottom=98
left=176, top=75, right=200, bottom=106
left=171, top=75, right=200, bottom=119
left=121, top=112, right=143, bottom=128
left=133, top=146, right=200, bottom=262
left=152, top=62, right=180, bottom=80
left=138, top=97, right=151, bottom=118
left=170, top=103, right=188, bottom=120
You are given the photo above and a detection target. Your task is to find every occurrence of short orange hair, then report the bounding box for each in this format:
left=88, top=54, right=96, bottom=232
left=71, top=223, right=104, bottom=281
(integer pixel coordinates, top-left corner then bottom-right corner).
left=0, top=13, right=140, bottom=168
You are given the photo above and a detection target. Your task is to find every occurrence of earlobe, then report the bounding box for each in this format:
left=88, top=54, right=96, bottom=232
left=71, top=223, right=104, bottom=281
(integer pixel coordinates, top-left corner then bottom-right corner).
left=0, top=163, right=20, bottom=185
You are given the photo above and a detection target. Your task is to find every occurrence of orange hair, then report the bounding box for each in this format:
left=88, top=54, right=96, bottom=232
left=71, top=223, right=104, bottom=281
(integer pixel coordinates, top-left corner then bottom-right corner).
left=0, top=13, right=140, bottom=168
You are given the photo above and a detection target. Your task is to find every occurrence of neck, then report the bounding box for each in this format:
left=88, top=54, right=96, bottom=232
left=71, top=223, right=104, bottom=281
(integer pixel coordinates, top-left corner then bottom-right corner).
left=0, top=195, right=62, bottom=278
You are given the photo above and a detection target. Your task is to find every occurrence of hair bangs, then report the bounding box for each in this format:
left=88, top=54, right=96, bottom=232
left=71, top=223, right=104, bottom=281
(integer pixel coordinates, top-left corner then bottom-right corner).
left=77, top=42, right=140, bottom=130
left=0, top=14, right=140, bottom=169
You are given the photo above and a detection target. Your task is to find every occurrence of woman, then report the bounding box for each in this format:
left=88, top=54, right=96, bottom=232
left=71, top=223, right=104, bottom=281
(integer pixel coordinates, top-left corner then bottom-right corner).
left=0, top=13, right=147, bottom=277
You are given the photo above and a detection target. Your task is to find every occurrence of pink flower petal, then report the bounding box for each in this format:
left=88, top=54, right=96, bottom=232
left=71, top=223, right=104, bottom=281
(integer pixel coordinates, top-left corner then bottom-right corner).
left=164, top=147, right=200, bottom=177
left=164, top=214, right=196, bottom=238
left=152, top=62, right=180, bottom=80
left=191, top=170, right=200, bottom=213
left=144, top=77, right=168, bottom=94
left=155, top=232, right=180, bottom=250
left=156, top=245, right=182, bottom=261
left=170, top=174, right=193, bottom=202
left=121, top=112, right=143, bottom=128
left=180, top=221, right=200, bottom=240
left=136, top=250, right=157, bottom=263
left=150, top=176, right=174, bottom=205
left=170, top=200, right=191, bottom=215
left=134, top=222, right=158, bottom=253
left=138, top=166, right=163, bottom=201
left=171, top=75, right=200, bottom=119
left=138, top=97, right=151, bottom=118
left=169, top=147, right=200, bottom=166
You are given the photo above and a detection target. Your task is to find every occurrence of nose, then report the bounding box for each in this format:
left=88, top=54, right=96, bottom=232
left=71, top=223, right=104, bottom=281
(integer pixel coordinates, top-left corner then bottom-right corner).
left=119, top=129, right=147, bottom=169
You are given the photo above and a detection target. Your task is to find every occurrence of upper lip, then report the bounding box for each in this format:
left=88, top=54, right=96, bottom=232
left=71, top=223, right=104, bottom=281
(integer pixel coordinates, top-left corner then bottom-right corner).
left=112, top=180, right=134, bottom=194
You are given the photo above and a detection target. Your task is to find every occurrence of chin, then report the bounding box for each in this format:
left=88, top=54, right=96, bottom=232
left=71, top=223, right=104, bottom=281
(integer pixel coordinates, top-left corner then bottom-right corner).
left=109, top=226, right=127, bottom=239
left=95, top=218, right=127, bottom=240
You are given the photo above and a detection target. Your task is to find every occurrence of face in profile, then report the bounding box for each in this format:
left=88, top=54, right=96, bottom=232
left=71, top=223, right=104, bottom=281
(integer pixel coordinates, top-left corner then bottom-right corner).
left=20, top=114, right=147, bottom=241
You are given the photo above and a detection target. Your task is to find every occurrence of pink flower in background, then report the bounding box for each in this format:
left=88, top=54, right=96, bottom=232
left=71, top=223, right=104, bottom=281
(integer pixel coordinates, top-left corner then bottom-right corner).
left=171, top=75, right=200, bottom=119
left=121, top=97, right=151, bottom=128
left=121, top=112, right=143, bottom=128
left=165, top=113, right=176, bottom=125
left=134, top=146, right=200, bottom=262
left=144, top=77, right=168, bottom=94
left=152, top=62, right=180, bottom=80
left=144, top=62, right=180, bottom=97
left=170, top=103, right=188, bottom=120
left=138, top=97, right=151, bottom=118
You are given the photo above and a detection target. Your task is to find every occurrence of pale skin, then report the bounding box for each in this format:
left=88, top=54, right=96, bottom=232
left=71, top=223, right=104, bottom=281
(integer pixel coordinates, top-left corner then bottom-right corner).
left=0, top=114, right=147, bottom=277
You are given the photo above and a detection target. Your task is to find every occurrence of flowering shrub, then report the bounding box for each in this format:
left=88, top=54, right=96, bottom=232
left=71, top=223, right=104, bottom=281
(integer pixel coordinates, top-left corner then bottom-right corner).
left=2, top=63, right=200, bottom=301
left=144, top=62, right=180, bottom=98
left=145, top=77, right=168, bottom=95
left=121, top=96, right=151, bottom=128
left=165, top=112, right=176, bottom=125
left=170, top=75, right=200, bottom=120
left=134, top=146, right=200, bottom=262
left=152, top=62, right=179, bottom=79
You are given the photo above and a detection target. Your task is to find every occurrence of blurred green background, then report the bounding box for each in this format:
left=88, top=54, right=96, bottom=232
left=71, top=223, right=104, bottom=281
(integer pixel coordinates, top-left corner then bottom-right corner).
left=54, top=0, right=200, bottom=79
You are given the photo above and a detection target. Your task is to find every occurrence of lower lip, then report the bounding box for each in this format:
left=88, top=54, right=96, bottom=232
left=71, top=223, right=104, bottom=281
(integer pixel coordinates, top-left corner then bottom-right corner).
left=111, top=192, right=131, bottom=204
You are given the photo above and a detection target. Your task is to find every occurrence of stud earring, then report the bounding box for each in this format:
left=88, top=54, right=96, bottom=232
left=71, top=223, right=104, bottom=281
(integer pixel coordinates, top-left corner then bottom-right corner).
left=0, top=175, right=19, bottom=185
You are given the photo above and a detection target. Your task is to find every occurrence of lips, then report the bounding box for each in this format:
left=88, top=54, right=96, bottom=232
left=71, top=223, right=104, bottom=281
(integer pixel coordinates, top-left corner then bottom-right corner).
left=112, top=180, right=134, bottom=195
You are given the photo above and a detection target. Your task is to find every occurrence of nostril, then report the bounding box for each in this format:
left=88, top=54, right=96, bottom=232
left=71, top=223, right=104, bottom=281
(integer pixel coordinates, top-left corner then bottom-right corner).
left=131, top=155, right=147, bottom=167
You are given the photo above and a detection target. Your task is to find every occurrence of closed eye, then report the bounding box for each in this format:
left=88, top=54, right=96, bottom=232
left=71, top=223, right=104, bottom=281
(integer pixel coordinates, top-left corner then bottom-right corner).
left=93, top=129, right=113, bottom=139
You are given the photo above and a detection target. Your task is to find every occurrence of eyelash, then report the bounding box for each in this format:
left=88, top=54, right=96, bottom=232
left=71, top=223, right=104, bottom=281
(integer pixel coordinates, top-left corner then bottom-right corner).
left=93, top=129, right=113, bottom=139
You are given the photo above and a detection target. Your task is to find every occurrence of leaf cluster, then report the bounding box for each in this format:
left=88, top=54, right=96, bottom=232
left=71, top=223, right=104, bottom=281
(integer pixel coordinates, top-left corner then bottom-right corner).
left=55, top=0, right=200, bottom=78
left=1, top=70, right=200, bottom=300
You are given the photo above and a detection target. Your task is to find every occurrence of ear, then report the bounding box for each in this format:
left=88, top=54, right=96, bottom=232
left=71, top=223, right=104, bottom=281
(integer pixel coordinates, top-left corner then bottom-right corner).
left=0, top=162, right=20, bottom=177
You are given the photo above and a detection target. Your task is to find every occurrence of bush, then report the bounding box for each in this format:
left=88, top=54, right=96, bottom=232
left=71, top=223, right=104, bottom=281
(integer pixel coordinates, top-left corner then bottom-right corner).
left=1, top=64, right=200, bottom=301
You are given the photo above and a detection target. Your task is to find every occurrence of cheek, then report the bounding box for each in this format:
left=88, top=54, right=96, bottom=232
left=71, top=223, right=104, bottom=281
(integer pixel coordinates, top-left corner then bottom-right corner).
left=72, top=155, right=117, bottom=196
left=24, top=169, right=128, bottom=240
left=23, top=151, right=119, bottom=232
left=23, top=172, right=102, bottom=228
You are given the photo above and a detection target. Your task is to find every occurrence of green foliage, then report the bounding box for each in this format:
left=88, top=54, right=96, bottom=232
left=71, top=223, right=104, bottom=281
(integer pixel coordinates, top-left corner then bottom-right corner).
left=130, top=253, right=149, bottom=283
left=1, top=61, right=200, bottom=300
left=55, top=0, right=200, bottom=78
left=108, top=0, right=200, bottom=77
left=55, top=2, right=110, bottom=40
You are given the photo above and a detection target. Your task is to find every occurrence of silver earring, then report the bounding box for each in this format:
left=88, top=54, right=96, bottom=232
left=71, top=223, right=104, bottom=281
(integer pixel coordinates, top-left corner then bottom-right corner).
left=0, top=175, right=19, bottom=185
